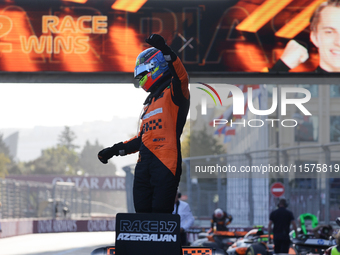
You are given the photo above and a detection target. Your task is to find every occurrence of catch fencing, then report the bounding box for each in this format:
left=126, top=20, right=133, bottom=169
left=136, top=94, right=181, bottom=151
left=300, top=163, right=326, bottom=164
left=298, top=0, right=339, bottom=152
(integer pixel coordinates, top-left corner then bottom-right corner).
left=3, top=141, right=339, bottom=228
left=182, top=142, right=340, bottom=227
left=0, top=179, right=91, bottom=219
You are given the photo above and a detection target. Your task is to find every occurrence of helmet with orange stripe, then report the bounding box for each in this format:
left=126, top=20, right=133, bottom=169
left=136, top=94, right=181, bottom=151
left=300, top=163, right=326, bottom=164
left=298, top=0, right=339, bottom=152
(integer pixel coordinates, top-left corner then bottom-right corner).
left=134, top=47, right=171, bottom=92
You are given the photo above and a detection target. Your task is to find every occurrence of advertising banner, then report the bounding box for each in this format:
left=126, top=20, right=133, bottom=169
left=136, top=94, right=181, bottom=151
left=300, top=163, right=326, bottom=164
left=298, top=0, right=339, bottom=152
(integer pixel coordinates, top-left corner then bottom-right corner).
left=33, top=219, right=116, bottom=233
left=6, top=175, right=126, bottom=190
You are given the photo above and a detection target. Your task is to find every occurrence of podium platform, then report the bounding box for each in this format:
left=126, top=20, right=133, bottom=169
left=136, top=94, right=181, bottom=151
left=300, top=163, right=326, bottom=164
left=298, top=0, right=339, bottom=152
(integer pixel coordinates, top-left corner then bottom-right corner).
left=115, top=213, right=181, bottom=255
left=91, top=213, right=225, bottom=255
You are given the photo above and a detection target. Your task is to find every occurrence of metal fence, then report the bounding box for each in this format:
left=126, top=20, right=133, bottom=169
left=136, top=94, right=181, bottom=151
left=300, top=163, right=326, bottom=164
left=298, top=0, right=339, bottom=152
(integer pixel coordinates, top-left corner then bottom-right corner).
left=5, top=141, right=338, bottom=227
left=0, top=179, right=91, bottom=219
left=182, top=142, right=340, bottom=226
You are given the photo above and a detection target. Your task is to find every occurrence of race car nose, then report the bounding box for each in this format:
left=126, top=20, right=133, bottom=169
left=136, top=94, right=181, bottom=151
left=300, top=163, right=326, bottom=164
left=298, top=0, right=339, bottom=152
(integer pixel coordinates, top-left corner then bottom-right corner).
left=91, top=246, right=114, bottom=255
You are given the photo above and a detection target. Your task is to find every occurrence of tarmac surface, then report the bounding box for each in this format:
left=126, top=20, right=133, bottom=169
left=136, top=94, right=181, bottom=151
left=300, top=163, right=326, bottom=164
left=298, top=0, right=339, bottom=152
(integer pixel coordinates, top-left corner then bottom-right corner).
left=0, top=232, right=115, bottom=255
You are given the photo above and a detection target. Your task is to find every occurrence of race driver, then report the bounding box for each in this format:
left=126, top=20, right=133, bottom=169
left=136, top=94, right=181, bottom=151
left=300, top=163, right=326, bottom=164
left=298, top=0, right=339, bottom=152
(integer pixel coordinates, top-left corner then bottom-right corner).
left=210, top=208, right=233, bottom=232
left=98, top=34, right=190, bottom=214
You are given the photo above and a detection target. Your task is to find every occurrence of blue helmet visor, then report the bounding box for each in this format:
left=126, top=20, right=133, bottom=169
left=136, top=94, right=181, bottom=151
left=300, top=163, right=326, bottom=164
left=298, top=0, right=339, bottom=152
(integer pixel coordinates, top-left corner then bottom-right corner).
left=134, top=62, right=155, bottom=79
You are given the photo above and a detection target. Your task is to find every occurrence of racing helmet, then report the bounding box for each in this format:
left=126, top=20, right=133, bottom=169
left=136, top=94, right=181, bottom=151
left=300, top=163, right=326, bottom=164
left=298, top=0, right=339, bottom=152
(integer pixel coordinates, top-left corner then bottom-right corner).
left=320, top=225, right=333, bottom=239
left=134, top=47, right=171, bottom=92
left=214, top=208, right=224, bottom=219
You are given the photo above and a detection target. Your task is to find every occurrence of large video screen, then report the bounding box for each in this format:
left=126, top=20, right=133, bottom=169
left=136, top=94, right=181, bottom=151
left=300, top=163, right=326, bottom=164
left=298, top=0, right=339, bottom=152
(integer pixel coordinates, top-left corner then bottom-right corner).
left=0, top=0, right=338, bottom=73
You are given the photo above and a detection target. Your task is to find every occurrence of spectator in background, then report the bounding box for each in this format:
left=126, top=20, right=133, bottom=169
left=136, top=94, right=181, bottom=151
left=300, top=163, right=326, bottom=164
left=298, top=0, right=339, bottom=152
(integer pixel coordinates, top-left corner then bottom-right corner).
left=268, top=199, right=297, bottom=254
left=173, top=191, right=195, bottom=245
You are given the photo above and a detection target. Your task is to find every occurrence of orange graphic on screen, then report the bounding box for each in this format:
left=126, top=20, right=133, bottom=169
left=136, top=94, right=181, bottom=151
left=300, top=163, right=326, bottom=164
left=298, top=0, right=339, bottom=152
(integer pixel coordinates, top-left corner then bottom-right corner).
left=111, top=0, right=147, bottom=13
left=62, top=0, right=88, bottom=3
left=106, top=14, right=142, bottom=72
left=275, top=0, right=325, bottom=39
left=236, top=0, right=294, bottom=33
left=225, top=42, right=270, bottom=72
left=0, top=6, right=41, bottom=72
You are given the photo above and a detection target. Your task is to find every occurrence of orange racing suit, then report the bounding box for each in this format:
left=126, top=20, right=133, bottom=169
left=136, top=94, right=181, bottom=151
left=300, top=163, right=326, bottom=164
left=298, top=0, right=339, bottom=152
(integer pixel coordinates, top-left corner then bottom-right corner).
left=123, top=54, right=189, bottom=213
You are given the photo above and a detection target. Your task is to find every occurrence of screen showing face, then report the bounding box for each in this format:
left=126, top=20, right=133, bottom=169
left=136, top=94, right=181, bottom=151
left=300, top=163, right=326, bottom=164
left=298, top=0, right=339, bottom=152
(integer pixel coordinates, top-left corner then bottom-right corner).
left=0, top=0, right=338, bottom=73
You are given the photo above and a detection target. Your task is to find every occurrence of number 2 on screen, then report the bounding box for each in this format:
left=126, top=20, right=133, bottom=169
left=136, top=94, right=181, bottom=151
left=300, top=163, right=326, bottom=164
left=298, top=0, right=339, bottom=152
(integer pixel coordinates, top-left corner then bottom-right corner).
left=0, top=15, right=12, bottom=53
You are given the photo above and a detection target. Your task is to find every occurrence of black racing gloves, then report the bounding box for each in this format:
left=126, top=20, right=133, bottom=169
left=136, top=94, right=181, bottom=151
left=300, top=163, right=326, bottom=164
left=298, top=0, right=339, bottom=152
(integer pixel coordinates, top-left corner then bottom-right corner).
left=145, top=34, right=171, bottom=55
left=145, top=33, right=178, bottom=63
left=98, top=142, right=125, bottom=164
